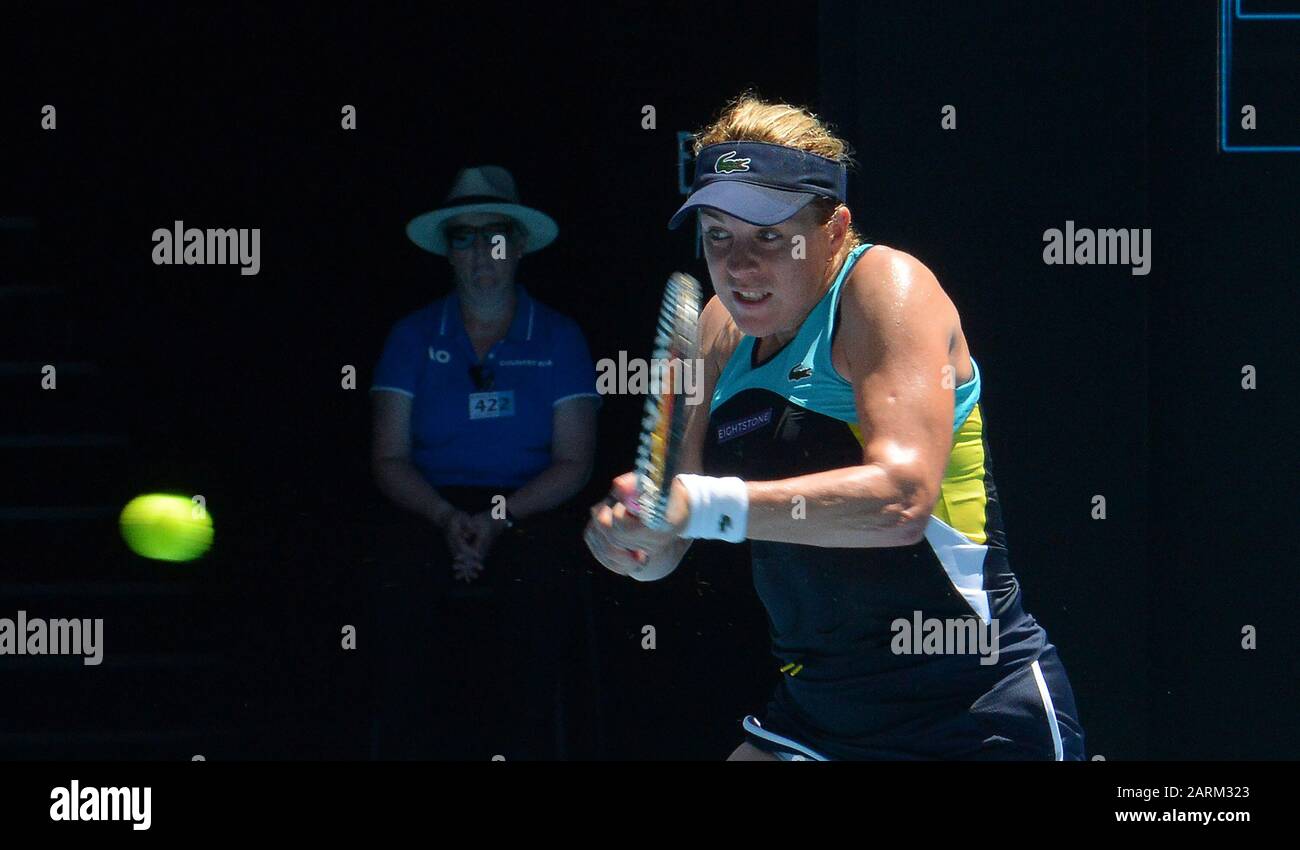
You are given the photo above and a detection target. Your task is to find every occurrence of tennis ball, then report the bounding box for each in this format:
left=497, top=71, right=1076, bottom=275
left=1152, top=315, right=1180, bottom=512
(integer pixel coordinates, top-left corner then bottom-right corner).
left=119, top=493, right=214, bottom=562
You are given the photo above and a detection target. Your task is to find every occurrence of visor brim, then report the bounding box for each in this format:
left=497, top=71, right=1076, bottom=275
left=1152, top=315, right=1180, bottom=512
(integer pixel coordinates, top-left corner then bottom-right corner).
left=667, top=182, right=820, bottom=230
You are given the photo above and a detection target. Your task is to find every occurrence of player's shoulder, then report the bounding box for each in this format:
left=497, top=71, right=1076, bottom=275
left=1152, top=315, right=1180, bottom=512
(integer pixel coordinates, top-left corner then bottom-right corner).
left=842, top=244, right=954, bottom=323
left=845, top=244, right=943, bottom=301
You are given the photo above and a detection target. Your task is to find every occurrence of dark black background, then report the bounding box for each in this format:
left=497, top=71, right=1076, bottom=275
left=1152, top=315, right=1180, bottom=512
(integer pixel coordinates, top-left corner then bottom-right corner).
left=1, top=1, right=1294, bottom=761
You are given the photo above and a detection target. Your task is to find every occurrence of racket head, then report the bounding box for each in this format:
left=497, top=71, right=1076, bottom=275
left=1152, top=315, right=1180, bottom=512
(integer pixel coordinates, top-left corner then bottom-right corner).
left=632, top=272, right=702, bottom=530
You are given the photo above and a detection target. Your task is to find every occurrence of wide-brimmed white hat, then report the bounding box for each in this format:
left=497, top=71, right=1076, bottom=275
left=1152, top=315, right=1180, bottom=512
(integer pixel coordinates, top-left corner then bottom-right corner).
left=405, top=165, right=558, bottom=255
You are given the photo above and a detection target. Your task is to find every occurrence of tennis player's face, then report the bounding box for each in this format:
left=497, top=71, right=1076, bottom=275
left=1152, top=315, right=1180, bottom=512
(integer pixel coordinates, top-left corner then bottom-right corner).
left=446, top=213, right=523, bottom=294
left=700, top=207, right=834, bottom=338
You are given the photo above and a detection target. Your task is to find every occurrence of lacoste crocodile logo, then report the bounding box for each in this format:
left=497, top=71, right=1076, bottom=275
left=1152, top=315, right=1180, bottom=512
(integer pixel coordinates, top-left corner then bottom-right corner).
left=714, top=151, right=751, bottom=173
left=788, top=364, right=813, bottom=381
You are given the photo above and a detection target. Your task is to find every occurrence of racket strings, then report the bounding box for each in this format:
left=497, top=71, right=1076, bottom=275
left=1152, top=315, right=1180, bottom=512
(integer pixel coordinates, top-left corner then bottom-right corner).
left=634, top=273, right=701, bottom=529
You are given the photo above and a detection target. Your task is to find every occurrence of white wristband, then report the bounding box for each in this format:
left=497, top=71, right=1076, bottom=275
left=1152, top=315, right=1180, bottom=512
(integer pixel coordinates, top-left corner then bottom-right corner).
left=675, top=474, right=749, bottom=543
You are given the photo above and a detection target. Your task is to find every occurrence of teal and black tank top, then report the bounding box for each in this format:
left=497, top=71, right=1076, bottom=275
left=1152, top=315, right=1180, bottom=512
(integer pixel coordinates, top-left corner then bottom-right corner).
left=701, top=243, right=1050, bottom=751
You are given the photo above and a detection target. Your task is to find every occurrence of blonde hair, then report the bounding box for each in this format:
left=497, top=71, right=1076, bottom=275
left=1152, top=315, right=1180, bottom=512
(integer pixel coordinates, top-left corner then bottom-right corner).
left=694, top=93, right=862, bottom=254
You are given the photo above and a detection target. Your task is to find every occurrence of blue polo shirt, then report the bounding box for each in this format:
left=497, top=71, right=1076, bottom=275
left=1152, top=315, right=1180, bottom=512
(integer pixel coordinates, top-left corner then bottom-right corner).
left=371, top=284, right=600, bottom=489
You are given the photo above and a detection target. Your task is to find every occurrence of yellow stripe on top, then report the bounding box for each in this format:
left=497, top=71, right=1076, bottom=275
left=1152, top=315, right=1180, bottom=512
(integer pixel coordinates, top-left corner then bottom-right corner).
left=932, top=403, right=990, bottom=544
left=847, top=404, right=990, bottom=544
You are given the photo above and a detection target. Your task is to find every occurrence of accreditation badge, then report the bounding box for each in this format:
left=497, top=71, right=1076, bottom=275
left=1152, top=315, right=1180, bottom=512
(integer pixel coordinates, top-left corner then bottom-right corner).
left=468, top=390, right=515, bottom=420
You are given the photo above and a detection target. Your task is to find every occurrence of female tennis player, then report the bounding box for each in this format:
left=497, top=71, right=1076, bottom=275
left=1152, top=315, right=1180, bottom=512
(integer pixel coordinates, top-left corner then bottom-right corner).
left=583, top=95, right=1086, bottom=761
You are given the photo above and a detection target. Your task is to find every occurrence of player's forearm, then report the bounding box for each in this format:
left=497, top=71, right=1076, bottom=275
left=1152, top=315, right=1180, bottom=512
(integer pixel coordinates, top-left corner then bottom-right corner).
left=372, top=458, right=454, bottom=526
left=743, top=463, right=932, bottom=548
left=506, top=458, right=592, bottom=520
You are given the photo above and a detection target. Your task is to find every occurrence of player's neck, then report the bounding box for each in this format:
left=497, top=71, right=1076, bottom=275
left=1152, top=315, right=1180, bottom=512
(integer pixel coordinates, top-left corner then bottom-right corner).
left=754, top=268, right=839, bottom=358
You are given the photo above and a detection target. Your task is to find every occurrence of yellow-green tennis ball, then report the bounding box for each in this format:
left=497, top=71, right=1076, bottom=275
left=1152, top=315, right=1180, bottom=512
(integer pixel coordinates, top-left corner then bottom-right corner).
left=119, top=493, right=214, bottom=562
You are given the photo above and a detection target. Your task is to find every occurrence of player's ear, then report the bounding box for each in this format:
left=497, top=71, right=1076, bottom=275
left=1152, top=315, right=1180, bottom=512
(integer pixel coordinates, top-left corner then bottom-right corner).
left=826, top=204, right=850, bottom=246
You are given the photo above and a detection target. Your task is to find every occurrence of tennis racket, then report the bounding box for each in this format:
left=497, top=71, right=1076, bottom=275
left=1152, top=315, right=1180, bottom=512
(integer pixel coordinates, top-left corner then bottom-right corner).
left=625, top=271, right=702, bottom=530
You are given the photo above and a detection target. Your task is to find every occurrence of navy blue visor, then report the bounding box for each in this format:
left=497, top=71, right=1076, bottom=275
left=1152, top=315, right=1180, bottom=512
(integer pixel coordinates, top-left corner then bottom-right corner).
left=668, top=141, right=848, bottom=229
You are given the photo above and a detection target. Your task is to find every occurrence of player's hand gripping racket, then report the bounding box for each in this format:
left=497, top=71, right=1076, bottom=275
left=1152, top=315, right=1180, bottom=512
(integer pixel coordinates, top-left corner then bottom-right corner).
left=613, top=272, right=702, bottom=531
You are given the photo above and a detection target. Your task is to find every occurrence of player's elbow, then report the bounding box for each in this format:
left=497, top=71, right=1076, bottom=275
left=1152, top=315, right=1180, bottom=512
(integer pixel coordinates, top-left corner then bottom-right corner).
left=879, top=462, right=938, bottom=546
